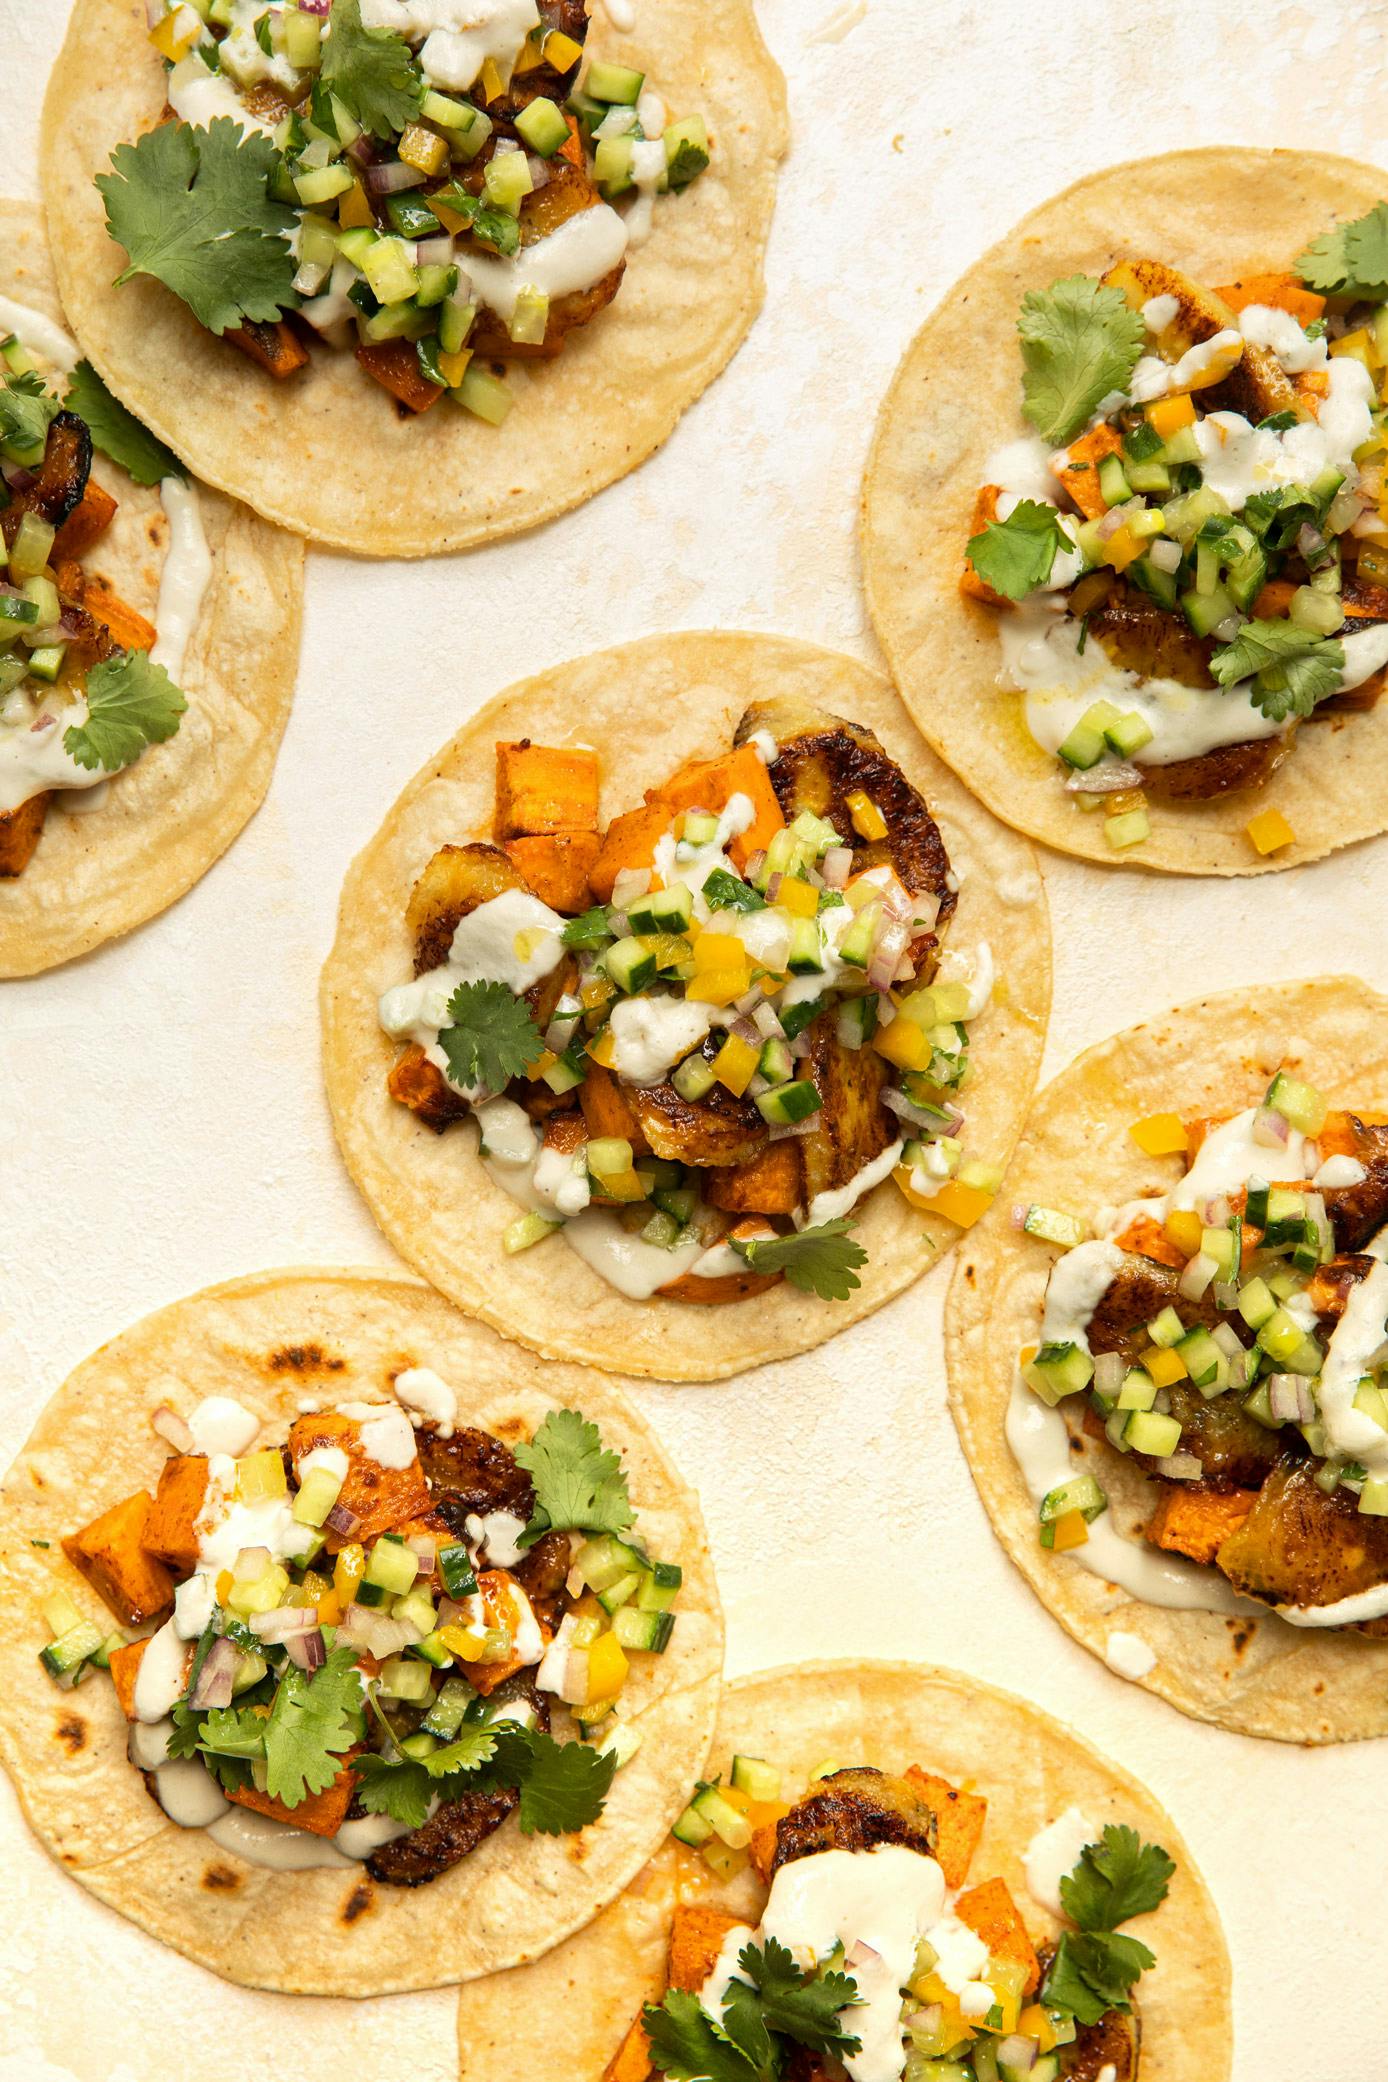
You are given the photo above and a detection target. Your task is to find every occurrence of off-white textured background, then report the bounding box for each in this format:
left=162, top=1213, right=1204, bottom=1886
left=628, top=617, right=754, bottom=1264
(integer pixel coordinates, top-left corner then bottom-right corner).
left=1, top=2, right=1382, bottom=2075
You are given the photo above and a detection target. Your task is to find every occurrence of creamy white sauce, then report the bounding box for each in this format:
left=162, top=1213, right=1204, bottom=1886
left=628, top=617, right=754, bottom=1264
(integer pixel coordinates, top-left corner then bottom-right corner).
left=299, top=255, right=359, bottom=342
left=460, top=205, right=628, bottom=325
left=1315, top=1154, right=1368, bottom=1189
left=1169, top=1105, right=1311, bottom=1213
left=608, top=994, right=713, bottom=1084
left=378, top=887, right=565, bottom=1086
left=151, top=476, right=211, bottom=682
left=1277, top=1581, right=1388, bottom=1627
left=0, top=700, right=112, bottom=816
left=603, top=0, right=637, bottom=27
left=360, top=0, right=538, bottom=91
left=533, top=1139, right=591, bottom=1216
left=1039, top=1239, right=1123, bottom=1351
left=1192, top=359, right=1375, bottom=510
left=166, top=48, right=283, bottom=137
left=1236, top=303, right=1327, bottom=376
left=347, top=1402, right=417, bottom=1469
left=623, top=137, right=668, bottom=248
left=983, top=433, right=1063, bottom=505
left=481, top=1139, right=705, bottom=1295
left=129, top=1718, right=175, bottom=1771
left=1339, top=622, right=1388, bottom=691
left=394, top=1365, right=458, bottom=1435
left=700, top=1846, right=947, bottom=2082
left=188, top=1395, right=260, bottom=1458
left=154, top=1757, right=230, bottom=1827
left=206, top=1807, right=356, bottom=1870
left=747, top=728, right=778, bottom=764
left=0, top=292, right=78, bottom=373
left=1308, top=1229, right=1388, bottom=1478
left=1141, top=293, right=1179, bottom=334
left=926, top=1912, right=989, bottom=1998
left=475, top=1096, right=542, bottom=1166
left=173, top=1572, right=216, bottom=1640
left=335, top=1810, right=415, bottom=1858
left=1105, top=1630, right=1157, bottom=1680
left=1129, top=328, right=1243, bottom=404
left=299, top=1441, right=350, bottom=1483
left=802, top=1140, right=903, bottom=1230
left=932, top=939, right=994, bottom=1020
left=466, top=1507, right=528, bottom=1569
left=195, top=1453, right=317, bottom=1574
left=133, top=1618, right=191, bottom=1723
left=1022, top=1806, right=1096, bottom=1917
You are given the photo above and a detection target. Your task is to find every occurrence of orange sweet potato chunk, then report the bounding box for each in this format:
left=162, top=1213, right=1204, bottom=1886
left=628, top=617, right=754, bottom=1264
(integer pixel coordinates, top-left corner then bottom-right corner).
left=287, top=1410, right=430, bottom=1548
left=1213, top=273, right=1325, bottom=325
left=82, top=576, right=158, bottom=655
left=904, top=1766, right=988, bottom=1888
left=590, top=802, right=677, bottom=902
left=961, top=484, right=1012, bottom=606
left=504, top=831, right=602, bottom=912
left=464, top=1570, right=553, bottom=1695
left=225, top=1755, right=361, bottom=1836
left=1147, top=1484, right=1258, bottom=1566
left=955, top=1877, right=1040, bottom=1996
left=668, top=1903, right=746, bottom=1991
left=657, top=745, right=783, bottom=872
left=604, top=2015, right=653, bottom=2082
left=495, top=741, right=600, bottom=838
left=143, top=1454, right=210, bottom=1574
left=1058, top=423, right=1123, bottom=520
left=52, top=479, right=118, bottom=561
left=108, top=1637, right=148, bottom=1720
left=62, top=1492, right=174, bottom=1625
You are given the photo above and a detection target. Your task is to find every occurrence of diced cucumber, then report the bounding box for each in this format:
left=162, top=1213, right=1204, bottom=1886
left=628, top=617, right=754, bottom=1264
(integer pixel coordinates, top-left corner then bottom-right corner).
left=39, top=1620, right=105, bottom=1682
left=437, top=1542, right=479, bottom=1599
left=90, top=1631, right=127, bottom=1671
left=664, top=115, right=710, bottom=189
left=612, top=1604, right=674, bottom=1652
left=1116, top=1367, right=1157, bottom=1411
left=758, top=1038, right=794, bottom=1085
left=1257, top=1304, right=1308, bottom=1364
left=1023, top=1340, right=1094, bottom=1405
left=1022, top=1205, right=1089, bottom=1248
left=1057, top=699, right=1123, bottom=770
left=1237, top=1277, right=1277, bottom=1330
left=1104, top=709, right=1154, bottom=757
left=730, top=1754, right=781, bottom=1801
left=1125, top=1410, right=1182, bottom=1457
left=365, top=1537, right=419, bottom=1596
left=1147, top=1304, right=1187, bottom=1348
left=421, top=1674, right=474, bottom=1738
left=414, top=261, right=459, bottom=309
left=603, top=936, right=658, bottom=993
left=416, top=1631, right=453, bottom=1668
left=483, top=148, right=534, bottom=215
left=376, top=1656, right=434, bottom=1703
left=692, top=1782, right=752, bottom=1847
left=1039, top=1473, right=1107, bottom=1523
left=1176, top=1326, right=1224, bottom=1390
left=293, top=1464, right=344, bottom=1527
left=638, top=1560, right=682, bottom=1612
left=1264, top=1070, right=1327, bottom=1135
left=672, top=1798, right=714, bottom=1847
left=627, top=884, right=693, bottom=935
left=756, top=1079, right=821, bottom=1126
left=576, top=1534, right=648, bottom=1592
left=585, top=60, right=645, bottom=103
left=836, top=910, right=878, bottom=969
left=594, top=134, right=635, bottom=197
left=516, top=95, right=570, bottom=156
left=1181, top=583, right=1235, bottom=637
left=394, top=1587, right=438, bottom=1637
left=597, top=1571, right=643, bottom=1615
left=786, top=916, right=824, bottom=974
left=1097, top=454, right=1133, bottom=506
left=672, top=1052, right=717, bottom=1102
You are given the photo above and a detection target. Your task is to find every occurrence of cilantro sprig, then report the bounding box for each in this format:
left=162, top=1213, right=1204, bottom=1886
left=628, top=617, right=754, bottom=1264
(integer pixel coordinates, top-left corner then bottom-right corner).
left=65, top=361, right=183, bottom=486
left=321, top=0, right=424, bottom=140
left=1042, top=1824, right=1175, bottom=2027
left=96, top=118, right=298, bottom=336
left=730, top=1219, right=867, bottom=1300
left=1209, top=617, right=1344, bottom=722
left=514, top=1408, right=635, bottom=1548
left=1018, top=274, right=1145, bottom=444
left=644, top=1939, right=862, bottom=2082
left=168, top=1649, right=363, bottom=1810
left=350, top=1721, right=616, bottom=1835
left=966, top=499, right=1068, bottom=601
left=64, top=652, right=188, bottom=773
left=1297, top=200, right=1388, bottom=299
left=0, top=370, right=58, bottom=465
left=438, top=978, right=543, bottom=1093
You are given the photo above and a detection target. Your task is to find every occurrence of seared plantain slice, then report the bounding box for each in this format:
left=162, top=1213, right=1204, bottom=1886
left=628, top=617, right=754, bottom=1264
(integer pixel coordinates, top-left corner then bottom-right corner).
left=772, top=1766, right=937, bottom=1873
left=797, top=1007, right=896, bottom=1206
left=1216, top=1453, right=1388, bottom=1629
left=466, top=134, right=624, bottom=361
left=406, top=841, right=525, bottom=974
left=628, top=1033, right=768, bottom=1168
left=1103, top=258, right=1298, bottom=421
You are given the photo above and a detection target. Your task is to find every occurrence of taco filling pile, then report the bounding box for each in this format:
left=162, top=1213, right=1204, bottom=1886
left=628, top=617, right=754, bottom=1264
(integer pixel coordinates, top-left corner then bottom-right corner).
left=611, top=1749, right=1172, bottom=2082
left=0, top=330, right=196, bottom=874
left=377, top=698, right=1003, bottom=1305
left=38, top=1374, right=686, bottom=1881
left=962, top=200, right=1388, bottom=857
left=102, top=0, right=710, bottom=423
left=1012, top=1070, right=1388, bottom=1631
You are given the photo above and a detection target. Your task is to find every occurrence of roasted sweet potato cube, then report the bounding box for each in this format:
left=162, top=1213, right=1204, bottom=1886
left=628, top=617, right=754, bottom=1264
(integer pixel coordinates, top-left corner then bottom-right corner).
left=668, top=1903, right=746, bottom=1991
left=590, top=802, right=676, bottom=902
left=387, top=1043, right=471, bottom=1130
left=226, top=1754, right=361, bottom=1836
left=495, top=741, right=600, bottom=839
left=1146, top=1484, right=1258, bottom=1566
left=83, top=576, right=158, bottom=655
left=1213, top=273, right=1325, bottom=325
left=356, top=336, right=441, bottom=413
left=465, top=1570, right=552, bottom=1695
left=52, top=478, right=118, bottom=561
left=0, top=792, right=50, bottom=878
left=229, top=317, right=310, bottom=379
left=406, top=841, right=524, bottom=973
left=657, top=744, right=783, bottom=872
left=955, top=1877, right=1040, bottom=1996
left=706, top=1140, right=803, bottom=1214
left=143, top=1454, right=210, bottom=1574
left=1059, top=423, right=1123, bottom=519
left=504, top=830, right=602, bottom=913
left=749, top=1816, right=779, bottom=1882
left=580, top=1061, right=651, bottom=1154
left=904, top=1767, right=988, bottom=1888
left=960, top=485, right=1011, bottom=606
left=605, top=2013, right=653, bottom=2082
left=288, top=1410, right=430, bottom=1547
left=108, top=1637, right=148, bottom=1720
left=61, top=1491, right=174, bottom=1625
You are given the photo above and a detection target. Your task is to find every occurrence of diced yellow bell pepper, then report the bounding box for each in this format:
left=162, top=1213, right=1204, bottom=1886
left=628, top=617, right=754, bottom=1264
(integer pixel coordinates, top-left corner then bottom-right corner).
left=1182, top=335, right=1244, bottom=390
left=333, top=1542, right=367, bottom=1607
left=846, top=789, right=887, bottom=841
left=1104, top=522, right=1145, bottom=573
left=929, top=1179, right=995, bottom=1229
left=1331, top=326, right=1376, bottom=368
left=1019, top=2005, right=1059, bottom=2055
left=873, top=1016, right=931, bottom=1073
left=544, top=28, right=584, bottom=67
left=150, top=7, right=199, bottom=61
left=479, top=56, right=505, bottom=102
left=399, top=122, right=449, bottom=176
left=587, top=1026, right=619, bottom=1068
left=692, top=931, right=745, bottom=972
left=712, top=1033, right=760, bottom=1096
left=686, top=968, right=752, bottom=1007
left=1147, top=391, right=1195, bottom=439
left=596, top=1168, right=649, bottom=1203
left=512, top=31, right=544, bottom=72
left=216, top=1569, right=234, bottom=1605
left=437, top=346, right=473, bottom=388
left=1246, top=807, right=1295, bottom=856
left=236, top=1449, right=287, bottom=1504
left=586, top=1631, right=629, bottom=1700
left=1145, top=1345, right=1188, bottom=1389
left=1163, top=1208, right=1203, bottom=1258
left=1050, top=1508, right=1089, bottom=1552
left=338, top=178, right=375, bottom=229
left=1129, top=1111, right=1189, bottom=1157
left=777, top=876, right=818, bottom=919
left=316, top=1589, right=343, bottom=1627
left=440, top=1624, right=488, bottom=1662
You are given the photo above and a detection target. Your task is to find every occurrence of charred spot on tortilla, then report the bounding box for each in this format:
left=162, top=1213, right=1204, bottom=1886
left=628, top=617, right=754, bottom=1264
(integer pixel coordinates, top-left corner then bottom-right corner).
left=201, top=1863, right=242, bottom=1892
left=340, top=1882, right=374, bottom=1925
left=265, top=1343, right=345, bottom=1375
left=55, top=1712, right=87, bottom=1753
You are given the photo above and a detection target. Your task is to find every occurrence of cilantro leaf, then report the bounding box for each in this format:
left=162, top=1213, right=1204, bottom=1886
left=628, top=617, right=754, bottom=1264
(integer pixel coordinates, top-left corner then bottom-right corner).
left=438, top=979, right=543, bottom=1093
left=735, top=1939, right=862, bottom=2057
left=509, top=1728, right=617, bottom=1835
left=0, top=372, right=58, bottom=463
left=514, top=1407, right=635, bottom=1546
left=561, top=905, right=616, bottom=949
left=321, top=0, right=423, bottom=140
left=965, top=498, right=1068, bottom=601
left=1018, top=274, right=1145, bottom=444
left=349, top=1752, right=433, bottom=1829
left=1061, top=1824, right=1176, bottom=1932
left=730, top=1219, right=867, bottom=1301
left=643, top=1990, right=758, bottom=2082
left=165, top=1704, right=204, bottom=1761
left=1042, top=1929, right=1155, bottom=2026
left=421, top=1724, right=498, bottom=1776
left=262, top=1647, right=362, bottom=1807
left=96, top=117, right=298, bottom=335
left=64, top=652, right=188, bottom=773
left=1208, top=618, right=1344, bottom=721
left=194, top=1703, right=269, bottom=1759
left=1297, top=201, right=1388, bottom=298
left=64, top=360, right=182, bottom=485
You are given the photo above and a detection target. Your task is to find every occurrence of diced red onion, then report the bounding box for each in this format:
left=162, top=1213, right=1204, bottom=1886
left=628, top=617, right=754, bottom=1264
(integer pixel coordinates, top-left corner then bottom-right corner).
left=406, top=1536, right=436, bottom=1573
left=232, top=1546, right=272, bottom=1582
left=1178, top=1250, right=1218, bottom=1301
left=1149, top=536, right=1182, bottom=574
left=557, top=1647, right=591, bottom=1706
left=250, top=1605, right=317, bottom=1641
left=876, top=873, right=912, bottom=921
left=1253, top=1106, right=1291, bottom=1149
left=26, top=624, right=67, bottom=648
left=283, top=1628, right=327, bottom=1672
left=435, top=1597, right=467, bottom=1630
left=1093, top=1350, right=1124, bottom=1399
left=846, top=1940, right=881, bottom=1969
left=1155, top=1452, right=1203, bottom=1482
left=752, top=1001, right=784, bottom=1040
left=298, top=0, right=330, bottom=13
left=1212, top=1279, right=1239, bottom=1310
left=868, top=920, right=910, bottom=992
left=152, top=1404, right=195, bottom=1455
left=743, top=849, right=765, bottom=884
left=787, top=1031, right=811, bottom=1060
left=910, top=890, right=941, bottom=931
left=610, top=866, right=651, bottom=908
left=875, top=991, right=897, bottom=1026
left=292, top=261, right=329, bottom=298
left=1096, top=507, right=1126, bottom=542
left=346, top=133, right=377, bottom=167
left=145, top=0, right=164, bottom=23
left=731, top=1015, right=760, bottom=1046
left=1298, top=523, right=1327, bottom=561
left=1153, top=1385, right=1171, bottom=1415
left=764, top=871, right=783, bottom=903
left=996, top=2037, right=1037, bottom=2073
left=189, top=1637, right=239, bottom=1709
left=0, top=463, right=35, bottom=492
left=822, top=846, right=851, bottom=888
left=337, top=1605, right=414, bottom=1657
left=544, top=1011, right=579, bottom=1052
left=414, top=233, right=454, bottom=268
left=1065, top=761, right=1143, bottom=794
left=525, top=156, right=551, bottom=189
left=1267, top=1374, right=1315, bottom=1423
left=325, top=1500, right=362, bottom=1539
left=882, top=1088, right=963, bottom=1134
left=1011, top=1202, right=1030, bottom=1228
left=734, top=986, right=765, bottom=1017
left=366, top=159, right=426, bottom=195
left=908, top=2004, right=943, bottom=2038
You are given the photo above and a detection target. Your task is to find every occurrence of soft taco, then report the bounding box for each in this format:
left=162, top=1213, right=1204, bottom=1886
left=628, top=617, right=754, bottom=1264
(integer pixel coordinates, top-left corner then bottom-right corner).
left=0, top=202, right=301, bottom=975
left=0, top=1266, right=721, bottom=1994
left=948, top=974, right=1388, bottom=1743
left=39, top=0, right=786, bottom=557
left=863, top=149, right=1388, bottom=876
left=321, top=633, right=1051, bottom=1382
left=455, top=1661, right=1232, bottom=2082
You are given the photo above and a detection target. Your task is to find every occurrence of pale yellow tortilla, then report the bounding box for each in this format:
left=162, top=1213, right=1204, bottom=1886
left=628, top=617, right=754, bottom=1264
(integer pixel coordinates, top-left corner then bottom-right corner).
left=457, top=1660, right=1233, bottom=2082
left=0, top=1266, right=723, bottom=1994
left=38, top=0, right=787, bottom=558
left=320, top=632, right=1052, bottom=1382
left=0, top=201, right=303, bottom=976
left=947, top=975, right=1388, bottom=1743
left=862, top=148, right=1388, bottom=877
